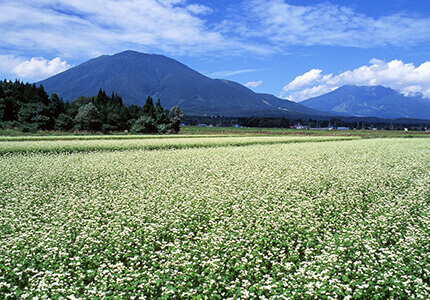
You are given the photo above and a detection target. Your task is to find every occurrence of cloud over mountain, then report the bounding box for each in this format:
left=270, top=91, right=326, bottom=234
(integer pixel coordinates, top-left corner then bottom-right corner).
left=244, top=80, right=263, bottom=88
left=0, top=0, right=268, bottom=61
left=283, top=59, right=430, bottom=101
left=1, top=0, right=430, bottom=98
left=12, top=57, right=71, bottom=82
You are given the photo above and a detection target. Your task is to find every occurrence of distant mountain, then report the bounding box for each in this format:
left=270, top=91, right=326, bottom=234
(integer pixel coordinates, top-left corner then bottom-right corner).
left=37, top=50, right=330, bottom=118
left=300, top=85, right=430, bottom=120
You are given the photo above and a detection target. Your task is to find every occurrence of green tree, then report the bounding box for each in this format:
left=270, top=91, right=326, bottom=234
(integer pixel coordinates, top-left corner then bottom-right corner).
left=56, top=113, right=76, bottom=131
left=75, top=102, right=101, bottom=131
left=154, top=99, right=170, bottom=133
left=128, top=104, right=143, bottom=120
left=0, top=86, right=5, bottom=122
left=168, top=106, right=185, bottom=133
left=130, top=115, right=157, bottom=134
left=17, top=103, right=50, bottom=132
left=142, top=96, right=155, bottom=118
left=45, top=93, right=64, bottom=130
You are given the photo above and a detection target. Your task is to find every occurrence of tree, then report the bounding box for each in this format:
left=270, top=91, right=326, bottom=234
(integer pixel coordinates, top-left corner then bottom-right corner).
left=168, top=106, right=185, bottom=133
left=56, top=113, right=75, bottom=131
left=17, top=103, right=50, bottom=131
left=0, top=86, right=5, bottom=122
left=154, top=99, right=170, bottom=133
left=130, top=115, right=157, bottom=134
left=142, top=96, right=155, bottom=118
left=94, top=89, right=109, bottom=107
left=44, top=93, right=64, bottom=130
left=128, top=104, right=143, bottom=120
left=75, top=102, right=101, bottom=131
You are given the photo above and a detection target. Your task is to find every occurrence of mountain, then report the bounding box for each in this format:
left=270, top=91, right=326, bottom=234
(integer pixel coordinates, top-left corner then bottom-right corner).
left=300, top=85, right=430, bottom=120
left=37, top=50, right=330, bottom=118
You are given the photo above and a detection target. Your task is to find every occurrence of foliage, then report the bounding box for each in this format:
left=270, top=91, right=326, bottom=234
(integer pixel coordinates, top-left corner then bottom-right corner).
left=130, top=115, right=157, bottom=134
left=0, top=80, right=181, bottom=134
left=0, top=80, right=64, bottom=131
left=130, top=100, right=178, bottom=134
left=168, top=105, right=185, bottom=133
left=55, top=113, right=76, bottom=131
left=0, top=138, right=429, bottom=298
left=238, top=116, right=292, bottom=128
left=75, top=102, right=101, bottom=131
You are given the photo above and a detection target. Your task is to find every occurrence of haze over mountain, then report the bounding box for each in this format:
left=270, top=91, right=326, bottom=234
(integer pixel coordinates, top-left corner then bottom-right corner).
left=37, top=50, right=330, bottom=118
left=300, top=85, right=430, bottom=120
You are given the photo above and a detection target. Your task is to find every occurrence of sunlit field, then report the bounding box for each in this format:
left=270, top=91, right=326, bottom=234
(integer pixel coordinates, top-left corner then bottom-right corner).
left=0, top=135, right=356, bottom=155
left=1, top=137, right=429, bottom=299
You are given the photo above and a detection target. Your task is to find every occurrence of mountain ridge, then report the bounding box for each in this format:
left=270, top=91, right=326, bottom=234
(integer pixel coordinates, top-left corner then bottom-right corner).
left=37, top=50, right=331, bottom=118
left=299, top=85, right=430, bottom=120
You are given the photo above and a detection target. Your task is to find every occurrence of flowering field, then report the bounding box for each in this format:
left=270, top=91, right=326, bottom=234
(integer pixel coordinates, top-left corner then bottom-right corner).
left=1, top=138, right=429, bottom=299
left=0, top=135, right=356, bottom=155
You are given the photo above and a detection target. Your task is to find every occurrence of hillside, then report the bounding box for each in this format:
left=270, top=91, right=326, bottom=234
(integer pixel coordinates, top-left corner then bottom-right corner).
left=37, top=50, right=331, bottom=118
left=300, top=85, right=430, bottom=120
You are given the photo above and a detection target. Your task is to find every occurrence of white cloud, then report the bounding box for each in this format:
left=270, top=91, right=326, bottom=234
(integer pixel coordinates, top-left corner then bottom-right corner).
left=244, top=80, right=263, bottom=88
left=0, top=0, right=269, bottom=61
left=282, top=69, right=322, bottom=92
left=0, top=55, right=25, bottom=77
left=208, top=69, right=258, bottom=78
left=12, top=57, right=71, bottom=81
left=186, top=4, right=213, bottom=15
left=282, top=59, right=430, bottom=101
left=240, top=0, right=430, bottom=48
left=1, top=0, right=429, bottom=72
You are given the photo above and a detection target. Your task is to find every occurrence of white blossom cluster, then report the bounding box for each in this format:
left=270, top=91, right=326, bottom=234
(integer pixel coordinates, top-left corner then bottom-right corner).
left=0, top=138, right=429, bottom=299
left=0, top=136, right=355, bottom=155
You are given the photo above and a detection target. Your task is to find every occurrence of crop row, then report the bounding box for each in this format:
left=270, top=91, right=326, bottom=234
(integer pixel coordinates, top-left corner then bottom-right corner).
left=0, top=138, right=429, bottom=299
left=0, top=136, right=357, bottom=155
left=0, top=134, right=233, bottom=142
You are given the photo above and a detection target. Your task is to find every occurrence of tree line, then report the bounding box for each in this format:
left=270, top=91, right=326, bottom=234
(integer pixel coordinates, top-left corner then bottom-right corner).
left=0, top=80, right=184, bottom=133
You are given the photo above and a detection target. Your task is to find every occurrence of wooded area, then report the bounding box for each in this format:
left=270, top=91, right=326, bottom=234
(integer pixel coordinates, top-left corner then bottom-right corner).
left=0, top=80, right=184, bottom=133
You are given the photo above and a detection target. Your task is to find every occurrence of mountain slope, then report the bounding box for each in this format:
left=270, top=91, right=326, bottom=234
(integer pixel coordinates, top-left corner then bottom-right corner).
left=300, top=85, right=430, bottom=120
left=37, top=50, right=330, bottom=117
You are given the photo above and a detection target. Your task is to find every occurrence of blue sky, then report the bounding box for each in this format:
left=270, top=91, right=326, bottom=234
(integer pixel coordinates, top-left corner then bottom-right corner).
left=1, top=0, right=429, bottom=101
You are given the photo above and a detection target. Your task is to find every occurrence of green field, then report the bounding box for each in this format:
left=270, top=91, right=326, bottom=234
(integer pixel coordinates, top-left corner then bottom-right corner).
left=1, top=136, right=429, bottom=298
left=180, top=126, right=430, bottom=138
left=2, top=126, right=430, bottom=139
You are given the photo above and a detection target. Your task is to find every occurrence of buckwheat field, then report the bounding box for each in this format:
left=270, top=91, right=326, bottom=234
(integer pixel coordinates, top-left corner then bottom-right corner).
left=1, top=137, right=429, bottom=299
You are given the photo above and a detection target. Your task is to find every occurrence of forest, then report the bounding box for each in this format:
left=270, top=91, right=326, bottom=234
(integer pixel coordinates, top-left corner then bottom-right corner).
left=0, top=80, right=184, bottom=133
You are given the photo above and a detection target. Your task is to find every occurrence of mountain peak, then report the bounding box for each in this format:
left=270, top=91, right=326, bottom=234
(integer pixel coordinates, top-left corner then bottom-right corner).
left=37, top=51, right=328, bottom=118
left=300, top=85, right=430, bottom=119
left=113, top=50, right=166, bottom=59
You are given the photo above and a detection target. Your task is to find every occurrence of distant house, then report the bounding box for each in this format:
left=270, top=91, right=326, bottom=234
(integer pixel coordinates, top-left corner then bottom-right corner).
left=337, top=127, right=350, bottom=130
left=295, top=124, right=310, bottom=129
left=197, top=124, right=208, bottom=127
left=233, top=124, right=241, bottom=128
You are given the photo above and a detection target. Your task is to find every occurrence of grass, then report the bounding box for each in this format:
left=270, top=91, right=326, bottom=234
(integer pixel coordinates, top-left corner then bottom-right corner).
left=2, top=126, right=430, bottom=140
left=180, top=126, right=430, bottom=138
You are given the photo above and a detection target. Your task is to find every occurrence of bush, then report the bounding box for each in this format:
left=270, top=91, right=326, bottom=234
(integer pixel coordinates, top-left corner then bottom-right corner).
left=56, top=113, right=75, bottom=131
left=130, top=115, right=157, bottom=134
